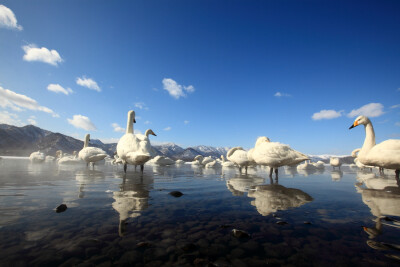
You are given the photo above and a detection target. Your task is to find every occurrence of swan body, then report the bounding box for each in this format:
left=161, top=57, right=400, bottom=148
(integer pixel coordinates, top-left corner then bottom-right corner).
left=251, top=136, right=309, bottom=177
left=59, top=151, right=83, bottom=165
left=350, top=115, right=400, bottom=178
left=329, top=157, right=342, bottom=169
left=117, top=111, right=152, bottom=172
left=201, top=156, right=214, bottom=166
left=227, top=147, right=253, bottom=173
left=312, top=161, right=325, bottom=169
left=151, top=155, right=175, bottom=166
left=297, top=160, right=317, bottom=170
left=221, top=155, right=235, bottom=167
left=29, top=151, right=45, bottom=163
left=45, top=155, right=56, bottom=162
left=175, top=159, right=185, bottom=165
left=205, top=160, right=221, bottom=168
left=79, top=134, right=108, bottom=166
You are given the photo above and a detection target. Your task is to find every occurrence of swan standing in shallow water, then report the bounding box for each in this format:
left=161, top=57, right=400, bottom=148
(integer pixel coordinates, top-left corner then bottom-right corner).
left=330, top=157, right=342, bottom=170
left=251, top=136, right=309, bottom=178
left=227, top=147, right=253, bottom=173
left=117, top=110, right=152, bottom=173
left=221, top=155, right=235, bottom=167
left=134, top=129, right=157, bottom=170
left=78, top=134, right=108, bottom=167
left=350, top=115, right=400, bottom=178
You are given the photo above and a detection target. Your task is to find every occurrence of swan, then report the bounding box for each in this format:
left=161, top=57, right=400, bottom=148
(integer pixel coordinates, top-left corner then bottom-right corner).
left=59, top=151, right=83, bottom=165
left=201, top=156, right=214, bottom=166
left=297, top=160, right=317, bottom=171
left=311, top=161, right=325, bottom=169
left=117, top=110, right=152, bottom=173
left=29, top=151, right=45, bottom=163
left=205, top=159, right=221, bottom=168
left=329, top=157, right=342, bottom=170
left=221, top=155, right=235, bottom=167
left=151, top=155, right=175, bottom=166
left=350, top=115, right=400, bottom=178
left=78, top=134, right=108, bottom=167
left=227, top=147, right=253, bottom=173
left=134, top=129, right=157, bottom=170
left=175, top=159, right=185, bottom=165
left=250, top=136, right=309, bottom=178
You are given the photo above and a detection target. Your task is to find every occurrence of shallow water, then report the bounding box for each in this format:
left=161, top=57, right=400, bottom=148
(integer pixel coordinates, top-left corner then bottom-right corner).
left=0, top=158, right=400, bottom=266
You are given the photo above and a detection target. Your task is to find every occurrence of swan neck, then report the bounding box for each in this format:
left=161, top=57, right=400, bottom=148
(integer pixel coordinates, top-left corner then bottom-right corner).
left=145, top=129, right=150, bottom=137
left=84, top=135, right=89, bottom=148
left=127, top=112, right=134, bottom=134
left=361, top=122, right=376, bottom=153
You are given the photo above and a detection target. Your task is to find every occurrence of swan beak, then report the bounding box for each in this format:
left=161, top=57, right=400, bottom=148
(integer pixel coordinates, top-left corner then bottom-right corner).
left=153, top=133, right=157, bottom=136
left=349, top=121, right=358, bottom=129
left=134, top=119, right=136, bottom=123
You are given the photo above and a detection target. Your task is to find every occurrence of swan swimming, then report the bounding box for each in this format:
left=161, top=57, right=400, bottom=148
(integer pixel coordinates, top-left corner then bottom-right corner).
left=117, top=110, right=152, bottom=173
left=221, top=155, right=235, bottom=167
left=78, top=134, right=108, bottom=167
left=251, top=136, right=309, bottom=178
left=349, top=115, right=400, bottom=178
left=29, top=151, right=45, bottom=163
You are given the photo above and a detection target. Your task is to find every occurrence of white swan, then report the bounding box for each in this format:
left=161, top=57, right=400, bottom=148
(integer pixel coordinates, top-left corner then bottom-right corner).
left=151, top=155, right=175, bottom=166
left=312, top=160, right=325, bottom=169
left=221, top=155, right=235, bottom=167
left=227, top=147, right=253, bottom=173
left=329, top=157, right=342, bottom=170
left=59, top=151, right=83, bottom=165
left=297, top=160, right=317, bottom=171
left=201, top=156, right=214, bottom=166
left=29, top=151, right=45, bottom=163
left=78, top=134, right=108, bottom=167
left=134, top=129, right=157, bottom=170
left=350, top=115, right=400, bottom=178
left=117, top=110, right=153, bottom=172
left=251, top=136, right=309, bottom=177
left=205, top=159, right=221, bottom=168
left=175, top=159, right=185, bottom=165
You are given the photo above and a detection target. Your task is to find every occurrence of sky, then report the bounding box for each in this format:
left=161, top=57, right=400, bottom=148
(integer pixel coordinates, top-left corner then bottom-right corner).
left=0, top=0, right=399, bottom=155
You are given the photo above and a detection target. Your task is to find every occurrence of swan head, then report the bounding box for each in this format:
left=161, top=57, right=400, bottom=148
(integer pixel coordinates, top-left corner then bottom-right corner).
left=145, top=129, right=157, bottom=137
left=128, top=110, right=136, bottom=123
left=349, top=115, right=370, bottom=129
left=255, top=136, right=270, bottom=147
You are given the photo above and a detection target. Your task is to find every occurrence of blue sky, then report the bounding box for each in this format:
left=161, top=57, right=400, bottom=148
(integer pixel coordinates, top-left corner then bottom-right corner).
left=0, top=0, right=399, bottom=155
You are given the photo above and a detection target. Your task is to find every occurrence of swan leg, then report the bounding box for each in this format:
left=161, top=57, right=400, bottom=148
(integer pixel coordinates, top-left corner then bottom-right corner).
left=239, top=167, right=242, bottom=173
left=275, top=168, right=278, bottom=180
left=135, top=165, right=137, bottom=171
left=396, top=170, right=399, bottom=180
left=140, top=165, right=144, bottom=172
left=245, top=166, right=248, bottom=174
left=269, top=168, right=273, bottom=178
left=124, top=163, right=127, bottom=173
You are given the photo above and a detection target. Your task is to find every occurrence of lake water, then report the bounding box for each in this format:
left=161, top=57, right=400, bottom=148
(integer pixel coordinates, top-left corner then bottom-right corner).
left=0, top=157, right=399, bottom=266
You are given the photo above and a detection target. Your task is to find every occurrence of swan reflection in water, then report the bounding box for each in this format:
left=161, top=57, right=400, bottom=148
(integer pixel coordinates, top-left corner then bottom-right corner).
left=331, top=170, right=343, bottom=181
left=248, top=183, right=313, bottom=216
left=226, top=174, right=265, bottom=196
left=75, top=170, right=106, bottom=199
left=356, top=172, right=400, bottom=257
left=112, top=173, right=153, bottom=236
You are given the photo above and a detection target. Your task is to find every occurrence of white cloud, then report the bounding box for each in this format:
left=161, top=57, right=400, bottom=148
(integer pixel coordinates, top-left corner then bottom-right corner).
left=184, top=120, right=189, bottom=124
left=99, top=137, right=120, bottom=144
left=76, top=76, right=101, bottom=92
left=347, top=103, right=384, bottom=118
left=163, top=126, right=171, bottom=131
left=134, top=102, right=149, bottom=110
left=27, top=116, right=37, bottom=125
left=0, top=86, right=58, bottom=117
left=395, top=122, right=400, bottom=127
left=0, top=5, right=22, bottom=30
left=390, top=104, right=400, bottom=109
left=144, top=120, right=151, bottom=125
left=47, top=84, right=73, bottom=95
left=0, top=110, right=23, bottom=126
left=111, top=123, right=125, bottom=133
left=67, top=115, right=96, bottom=131
left=312, top=109, right=343, bottom=120
left=22, top=44, right=63, bottom=66
left=274, top=92, right=291, bottom=97
left=162, top=78, right=195, bottom=99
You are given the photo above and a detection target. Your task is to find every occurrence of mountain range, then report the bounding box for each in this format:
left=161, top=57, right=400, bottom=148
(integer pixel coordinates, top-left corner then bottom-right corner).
left=0, top=124, right=353, bottom=163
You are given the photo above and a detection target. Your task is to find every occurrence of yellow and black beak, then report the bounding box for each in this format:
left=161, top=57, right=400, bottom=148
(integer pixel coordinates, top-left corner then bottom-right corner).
left=349, top=121, right=358, bottom=129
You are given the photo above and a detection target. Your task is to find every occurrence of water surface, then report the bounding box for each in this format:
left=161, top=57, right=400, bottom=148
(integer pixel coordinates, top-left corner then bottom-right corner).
left=0, top=158, right=399, bottom=266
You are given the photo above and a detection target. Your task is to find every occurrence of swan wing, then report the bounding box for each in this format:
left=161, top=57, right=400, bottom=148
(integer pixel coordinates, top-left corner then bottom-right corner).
left=363, top=139, right=400, bottom=169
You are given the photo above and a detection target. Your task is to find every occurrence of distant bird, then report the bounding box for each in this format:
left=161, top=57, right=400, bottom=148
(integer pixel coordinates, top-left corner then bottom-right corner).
left=329, top=157, right=342, bottom=170
left=201, top=156, right=214, bottom=166
left=251, top=136, right=309, bottom=178
left=175, top=159, right=185, bottom=165
left=59, top=151, right=83, bottom=165
left=134, top=129, right=157, bottom=170
left=311, top=161, right=325, bottom=169
left=227, top=147, right=253, bottom=173
left=297, top=160, right=317, bottom=171
left=205, top=159, right=221, bottom=168
left=350, top=115, right=400, bottom=178
left=29, top=151, right=45, bottom=163
left=79, top=134, right=108, bottom=167
left=117, top=110, right=152, bottom=173
left=221, top=155, right=235, bottom=167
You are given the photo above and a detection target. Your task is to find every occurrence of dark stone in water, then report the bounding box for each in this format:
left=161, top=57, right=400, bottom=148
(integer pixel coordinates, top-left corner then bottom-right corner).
left=219, top=224, right=233, bottom=229
left=304, top=221, right=312, bottom=225
left=169, top=191, right=183, bottom=197
left=276, top=221, right=288, bottom=225
left=231, top=229, right=250, bottom=239
left=137, top=241, right=152, bottom=248
left=55, top=204, right=67, bottom=213
left=180, top=243, right=197, bottom=252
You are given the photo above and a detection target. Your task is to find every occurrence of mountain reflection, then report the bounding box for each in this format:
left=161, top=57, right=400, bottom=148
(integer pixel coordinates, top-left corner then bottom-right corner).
left=112, top=173, right=153, bottom=236
left=75, top=170, right=105, bottom=199
left=248, top=184, right=313, bottom=216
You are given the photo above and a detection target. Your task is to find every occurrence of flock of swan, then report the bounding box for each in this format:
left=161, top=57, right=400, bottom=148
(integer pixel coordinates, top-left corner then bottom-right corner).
left=28, top=111, right=400, bottom=179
